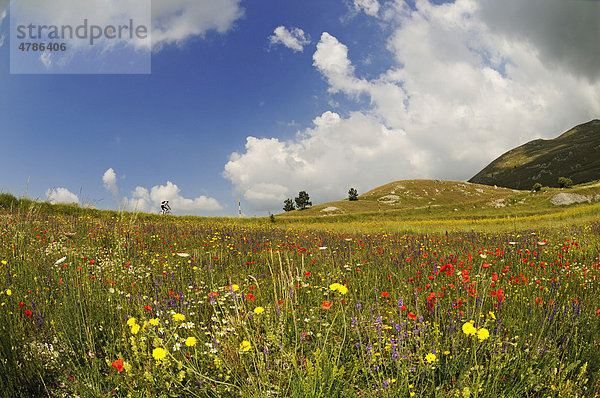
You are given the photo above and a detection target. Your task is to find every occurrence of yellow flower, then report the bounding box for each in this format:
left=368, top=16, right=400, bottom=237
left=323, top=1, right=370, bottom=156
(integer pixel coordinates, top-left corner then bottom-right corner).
left=149, top=318, right=159, bottom=326
left=126, top=317, right=137, bottom=327
left=477, top=328, right=490, bottom=341
left=254, top=306, right=264, bottom=315
left=425, top=353, right=436, bottom=363
left=239, top=340, right=251, bottom=351
left=5, top=289, right=11, bottom=296
left=329, top=283, right=348, bottom=295
left=172, top=313, right=185, bottom=322
left=152, top=347, right=167, bottom=361
left=1, top=260, right=7, bottom=265
left=462, top=321, right=477, bottom=336
left=130, top=324, right=140, bottom=334
left=185, top=337, right=197, bottom=347
left=488, top=311, right=496, bottom=320
left=231, top=284, right=239, bottom=292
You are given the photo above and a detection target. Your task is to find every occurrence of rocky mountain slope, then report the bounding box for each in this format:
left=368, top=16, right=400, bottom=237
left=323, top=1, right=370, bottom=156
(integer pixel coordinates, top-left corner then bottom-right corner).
left=469, top=119, right=600, bottom=190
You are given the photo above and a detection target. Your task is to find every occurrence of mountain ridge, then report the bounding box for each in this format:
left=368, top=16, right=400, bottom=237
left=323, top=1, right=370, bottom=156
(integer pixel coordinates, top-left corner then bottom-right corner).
left=468, top=119, right=600, bottom=190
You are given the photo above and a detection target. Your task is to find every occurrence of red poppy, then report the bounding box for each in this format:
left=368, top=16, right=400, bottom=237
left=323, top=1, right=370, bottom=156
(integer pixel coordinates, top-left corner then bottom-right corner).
left=19, top=302, right=24, bottom=308
left=24, top=309, right=32, bottom=318
left=208, top=292, right=219, bottom=298
left=304, top=272, right=311, bottom=277
left=144, top=305, right=152, bottom=312
left=400, top=305, right=407, bottom=311
left=381, top=291, right=389, bottom=298
left=322, top=301, right=333, bottom=309
left=408, top=312, right=417, bottom=320
left=482, top=263, right=490, bottom=269
left=246, top=293, right=256, bottom=301
left=596, top=309, right=600, bottom=316
left=249, top=285, right=256, bottom=291
left=112, top=359, right=124, bottom=372
left=277, top=300, right=284, bottom=305
left=497, top=289, right=504, bottom=303
left=535, top=297, right=543, bottom=305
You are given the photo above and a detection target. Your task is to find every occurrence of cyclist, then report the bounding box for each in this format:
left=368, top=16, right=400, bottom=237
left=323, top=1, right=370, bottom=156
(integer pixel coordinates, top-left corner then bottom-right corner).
left=160, top=200, right=171, bottom=215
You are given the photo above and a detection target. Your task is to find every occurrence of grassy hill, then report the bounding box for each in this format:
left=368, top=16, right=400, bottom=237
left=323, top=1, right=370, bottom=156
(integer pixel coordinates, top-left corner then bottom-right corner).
left=469, top=119, right=600, bottom=190
left=279, top=180, right=517, bottom=217
left=277, top=178, right=600, bottom=224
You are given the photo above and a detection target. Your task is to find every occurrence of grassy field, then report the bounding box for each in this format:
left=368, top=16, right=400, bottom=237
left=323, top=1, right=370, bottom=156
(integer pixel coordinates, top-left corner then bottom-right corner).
left=1, top=193, right=599, bottom=397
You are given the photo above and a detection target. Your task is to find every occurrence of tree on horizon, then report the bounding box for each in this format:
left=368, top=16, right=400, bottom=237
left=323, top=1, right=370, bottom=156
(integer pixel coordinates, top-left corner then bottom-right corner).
left=283, top=198, right=295, bottom=212
left=295, top=191, right=312, bottom=210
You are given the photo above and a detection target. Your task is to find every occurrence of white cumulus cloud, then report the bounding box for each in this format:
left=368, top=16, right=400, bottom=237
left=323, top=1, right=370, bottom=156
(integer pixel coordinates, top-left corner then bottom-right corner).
left=46, top=187, right=79, bottom=204
left=312, top=32, right=369, bottom=96
left=152, top=0, right=244, bottom=49
left=223, top=111, right=431, bottom=212
left=7, top=0, right=244, bottom=51
left=225, top=0, right=600, bottom=214
left=353, top=0, right=380, bottom=17
left=124, top=181, right=223, bottom=215
left=269, top=26, right=311, bottom=52
left=102, top=168, right=119, bottom=198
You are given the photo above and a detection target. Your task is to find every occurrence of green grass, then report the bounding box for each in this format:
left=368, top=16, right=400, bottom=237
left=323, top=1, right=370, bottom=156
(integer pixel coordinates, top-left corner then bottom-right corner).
left=0, top=195, right=600, bottom=397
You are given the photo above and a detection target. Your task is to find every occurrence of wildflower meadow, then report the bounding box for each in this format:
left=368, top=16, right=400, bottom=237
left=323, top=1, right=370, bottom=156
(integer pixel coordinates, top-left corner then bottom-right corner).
left=0, top=204, right=599, bottom=397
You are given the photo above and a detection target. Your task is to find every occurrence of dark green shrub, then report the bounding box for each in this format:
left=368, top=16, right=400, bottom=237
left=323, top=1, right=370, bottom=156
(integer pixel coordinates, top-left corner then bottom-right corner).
left=283, top=198, right=295, bottom=212
left=294, top=191, right=312, bottom=210
left=348, top=188, right=358, bottom=201
left=558, top=177, right=573, bottom=188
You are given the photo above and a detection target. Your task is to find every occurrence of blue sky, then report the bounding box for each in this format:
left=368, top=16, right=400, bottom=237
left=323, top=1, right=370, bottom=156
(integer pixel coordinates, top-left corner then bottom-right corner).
left=1, top=0, right=599, bottom=216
